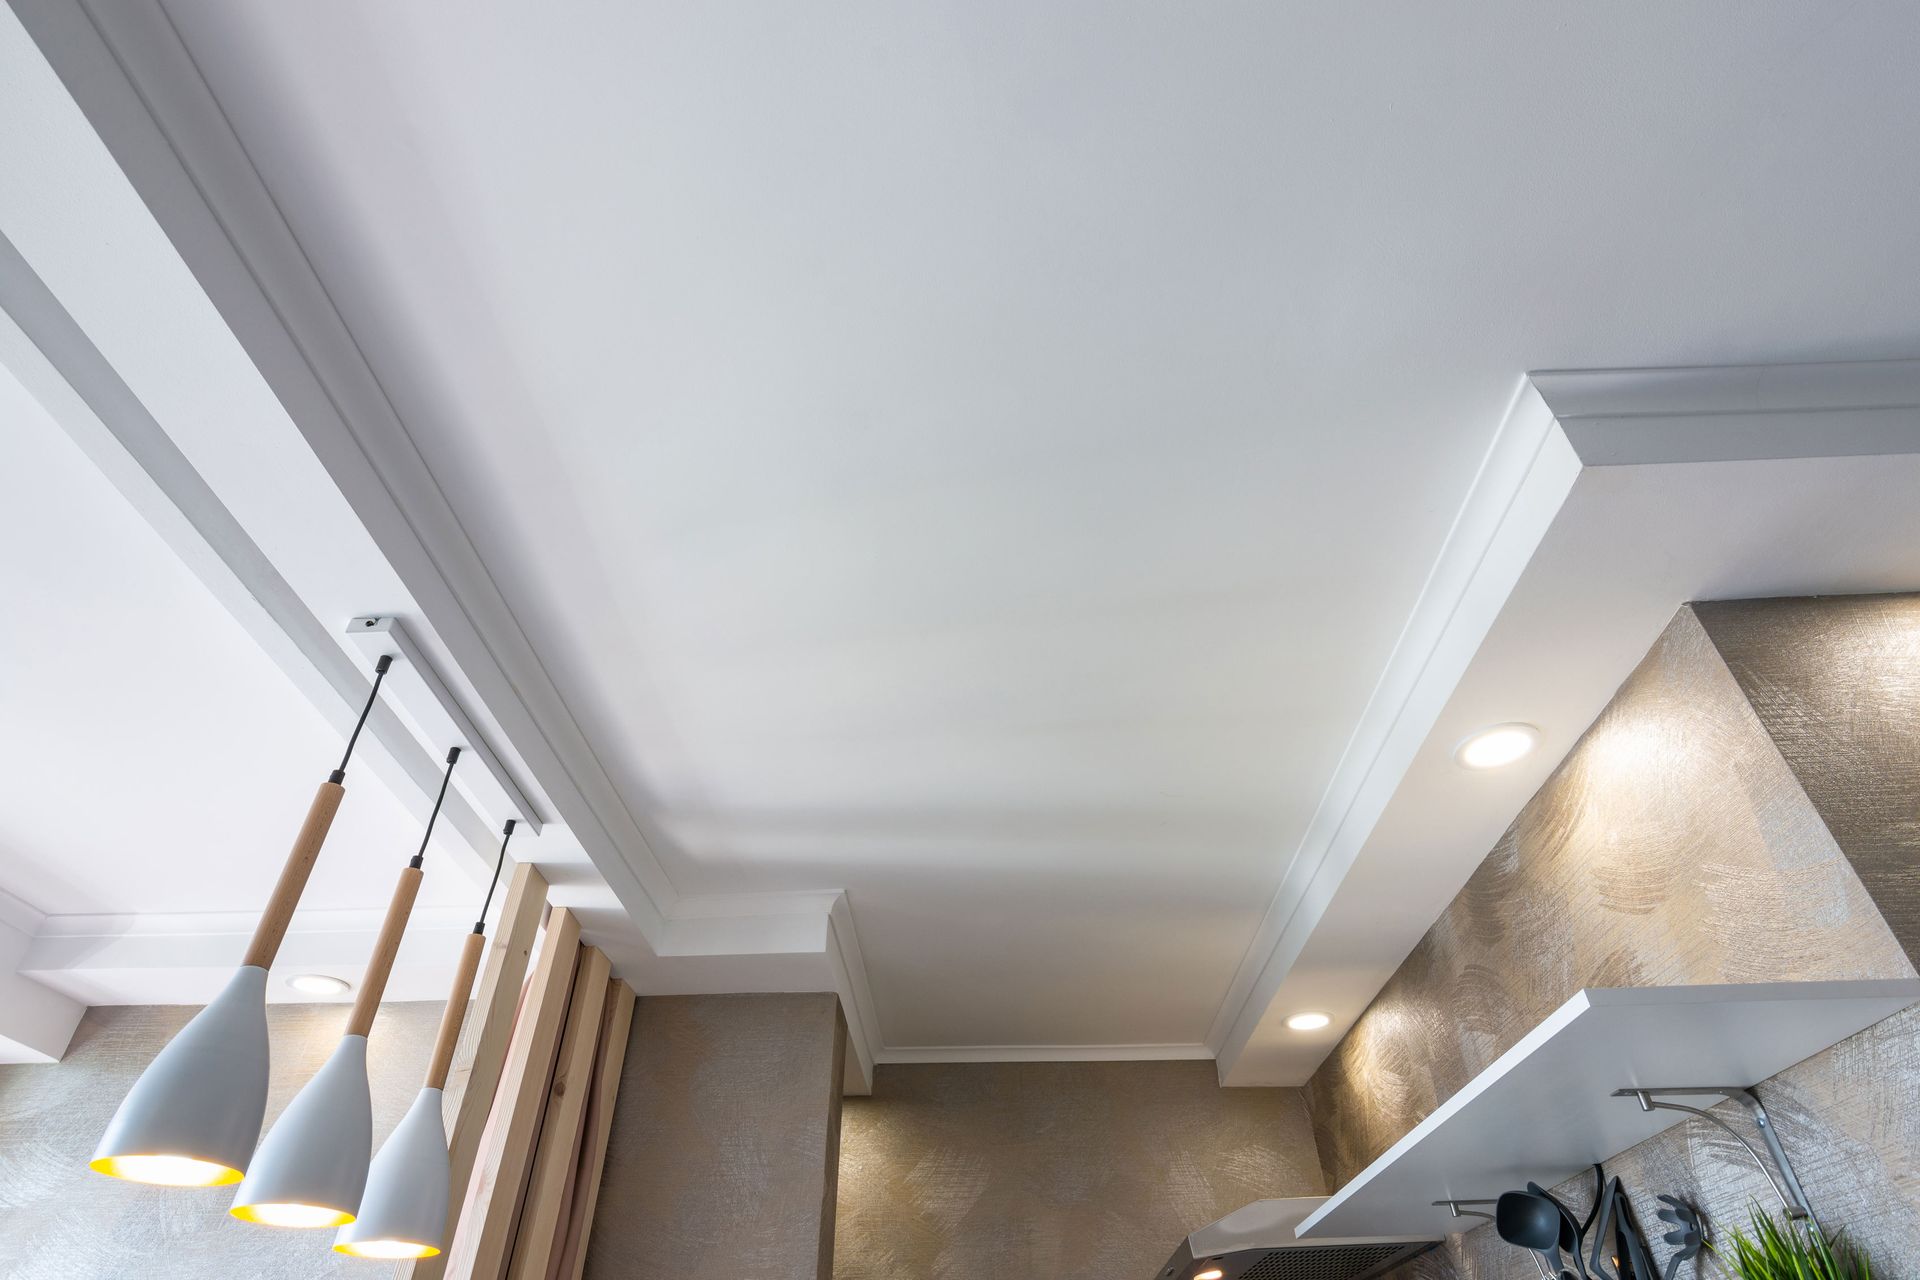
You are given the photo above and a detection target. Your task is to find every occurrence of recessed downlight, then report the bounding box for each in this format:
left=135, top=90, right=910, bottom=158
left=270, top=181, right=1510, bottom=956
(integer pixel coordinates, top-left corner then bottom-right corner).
left=1284, top=1011, right=1332, bottom=1033
left=1454, top=723, right=1539, bottom=770
left=285, top=974, right=351, bottom=997
left=1196, top=1270, right=1225, bottom=1280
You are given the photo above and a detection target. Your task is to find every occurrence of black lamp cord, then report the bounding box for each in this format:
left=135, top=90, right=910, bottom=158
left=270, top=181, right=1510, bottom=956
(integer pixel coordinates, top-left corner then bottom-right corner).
left=475, top=818, right=518, bottom=934
left=330, top=654, right=395, bottom=784
left=409, top=746, right=462, bottom=870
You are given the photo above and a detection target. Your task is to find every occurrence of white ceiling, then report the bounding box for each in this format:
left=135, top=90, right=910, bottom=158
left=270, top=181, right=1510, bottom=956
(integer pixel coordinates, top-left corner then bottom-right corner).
left=147, top=0, right=1920, bottom=1051
left=0, top=361, right=473, bottom=918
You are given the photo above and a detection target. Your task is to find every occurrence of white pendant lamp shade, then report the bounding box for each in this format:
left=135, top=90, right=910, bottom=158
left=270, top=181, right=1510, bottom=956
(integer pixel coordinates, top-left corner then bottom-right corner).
left=230, top=1034, right=373, bottom=1227
left=337, top=818, right=513, bottom=1260
left=333, top=1086, right=449, bottom=1258
left=89, top=965, right=271, bottom=1186
left=89, top=657, right=390, bottom=1192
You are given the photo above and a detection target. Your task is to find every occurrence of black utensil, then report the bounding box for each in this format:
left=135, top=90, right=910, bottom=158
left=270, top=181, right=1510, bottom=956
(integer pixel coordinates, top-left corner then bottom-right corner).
left=1654, top=1195, right=1704, bottom=1280
left=1589, top=1179, right=1628, bottom=1280
left=1527, top=1182, right=1589, bottom=1279
left=1615, top=1196, right=1656, bottom=1280
left=1581, top=1165, right=1606, bottom=1241
left=1500, top=1189, right=1572, bottom=1277
left=1588, top=1179, right=1657, bottom=1280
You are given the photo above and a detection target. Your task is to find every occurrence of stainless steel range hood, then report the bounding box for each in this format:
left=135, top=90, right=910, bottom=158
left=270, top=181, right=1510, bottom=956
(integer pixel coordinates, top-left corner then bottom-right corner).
left=1155, top=1198, right=1439, bottom=1280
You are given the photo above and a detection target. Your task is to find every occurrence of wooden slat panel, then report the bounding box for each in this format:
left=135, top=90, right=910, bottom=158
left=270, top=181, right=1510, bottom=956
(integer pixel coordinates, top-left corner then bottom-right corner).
left=406, top=861, right=547, bottom=1280
left=557, top=980, right=637, bottom=1280
left=444, top=901, right=579, bottom=1280
left=507, top=947, right=611, bottom=1279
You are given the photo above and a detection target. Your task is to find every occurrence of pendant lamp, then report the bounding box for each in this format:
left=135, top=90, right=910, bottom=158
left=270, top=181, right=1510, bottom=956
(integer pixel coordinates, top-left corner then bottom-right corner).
left=90, top=655, right=395, bottom=1188
left=232, top=746, right=461, bottom=1229
left=335, top=817, right=519, bottom=1259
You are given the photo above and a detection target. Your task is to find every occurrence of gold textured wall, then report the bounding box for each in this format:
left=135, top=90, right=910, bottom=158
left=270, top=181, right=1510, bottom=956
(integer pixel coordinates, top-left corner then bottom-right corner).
left=834, top=1060, right=1325, bottom=1280
left=1695, top=595, right=1920, bottom=964
left=584, top=993, right=846, bottom=1280
left=0, top=1001, right=440, bottom=1280
left=1307, top=600, right=1920, bottom=1279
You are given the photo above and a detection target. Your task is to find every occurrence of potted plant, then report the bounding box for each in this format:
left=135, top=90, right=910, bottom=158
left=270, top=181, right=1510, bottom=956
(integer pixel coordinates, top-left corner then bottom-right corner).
left=1708, top=1206, right=1869, bottom=1280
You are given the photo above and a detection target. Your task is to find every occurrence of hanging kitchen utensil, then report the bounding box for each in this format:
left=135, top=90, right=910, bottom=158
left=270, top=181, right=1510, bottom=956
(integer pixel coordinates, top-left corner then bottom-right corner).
left=1527, top=1182, right=1589, bottom=1279
left=1500, top=1189, right=1573, bottom=1278
left=1654, top=1196, right=1705, bottom=1280
left=1588, top=1178, right=1657, bottom=1280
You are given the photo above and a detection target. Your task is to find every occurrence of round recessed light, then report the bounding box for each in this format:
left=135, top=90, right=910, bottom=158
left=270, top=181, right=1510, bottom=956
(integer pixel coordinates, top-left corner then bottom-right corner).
left=285, top=974, right=351, bottom=997
left=1196, top=1270, right=1225, bottom=1280
left=1454, top=723, right=1539, bottom=770
left=1284, top=1011, right=1332, bottom=1033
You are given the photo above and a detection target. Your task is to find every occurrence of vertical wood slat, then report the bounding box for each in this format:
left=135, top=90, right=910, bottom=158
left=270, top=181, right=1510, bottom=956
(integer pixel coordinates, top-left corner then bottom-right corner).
left=445, top=905, right=582, bottom=1280
left=506, top=947, right=612, bottom=1280
left=404, top=861, right=548, bottom=1280
left=558, top=980, right=637, bottom=1280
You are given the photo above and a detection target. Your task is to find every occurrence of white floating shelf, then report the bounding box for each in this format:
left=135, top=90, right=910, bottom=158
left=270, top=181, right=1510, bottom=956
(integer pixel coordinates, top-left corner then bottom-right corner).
left=1296, top=980, right=1920, bottom=1241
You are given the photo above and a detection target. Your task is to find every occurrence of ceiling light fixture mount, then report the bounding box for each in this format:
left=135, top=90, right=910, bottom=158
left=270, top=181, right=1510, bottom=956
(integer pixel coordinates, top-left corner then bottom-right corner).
left=1453, top=722, right=1540, bottom=770
left=1284, top=1012, right=1332, bottom=1033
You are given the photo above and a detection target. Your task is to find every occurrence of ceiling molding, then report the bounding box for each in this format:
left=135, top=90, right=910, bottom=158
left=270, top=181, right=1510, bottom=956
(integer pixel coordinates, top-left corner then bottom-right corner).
left=1205, top=378, right=1580, bottom=1070
left=9, top=0, right=678, bottom=937
left=1533, top=359, right=1920, bottom=465
left=0, top=885, right=46, bottom=937
left=1213, top=359, right=1920, bottom=1085
left=0, top=231, right=502, bottom=888
left=21, top=904, right=482, bottom=1010
left=3, top=0, right=902, bottom=1070
left=0, top=895, right=82, bottom=1064
left=875, top=1043, right=1215, bottom=1065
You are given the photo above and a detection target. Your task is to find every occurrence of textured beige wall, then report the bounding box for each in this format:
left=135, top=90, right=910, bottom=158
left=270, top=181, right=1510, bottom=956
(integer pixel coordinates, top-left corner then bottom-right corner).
left=1695, top=594, right=1920, bottom=965
left=1308, top=601, right=1920, bottom=1279
left=835, top=1060, right=1324, bottom=1280
left=584, top=993, right=845, bottom=1280
left=0, top=1001, right=440, bottom=1280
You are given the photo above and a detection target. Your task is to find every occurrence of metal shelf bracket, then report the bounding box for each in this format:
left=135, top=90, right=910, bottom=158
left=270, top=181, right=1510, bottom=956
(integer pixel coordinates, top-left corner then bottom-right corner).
left=1611, top=1086, right=1817, bottom=1227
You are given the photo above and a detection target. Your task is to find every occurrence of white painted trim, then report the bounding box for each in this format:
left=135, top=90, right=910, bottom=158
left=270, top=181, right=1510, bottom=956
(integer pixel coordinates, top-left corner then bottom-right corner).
left=876, top=1042, right=1215, bottom=1064
left=1214, top=359, right=1920, bottom=1084
left=0, top=183, right=500, bottom=889
left=826, top=894, right=881, bottom=1091
left=1533, top=359, right=1920, bottom=464
left=31, top=905, right=479, bottom=940
left=670, top=891, right=845, bottom=920
left=0, top=896, right=82, bottom=1063
left=0, top=885, right=47, bottom=936
left=1207, top=379, right=1579, bottom=1073
left=13, top=0, right=680, bottom=938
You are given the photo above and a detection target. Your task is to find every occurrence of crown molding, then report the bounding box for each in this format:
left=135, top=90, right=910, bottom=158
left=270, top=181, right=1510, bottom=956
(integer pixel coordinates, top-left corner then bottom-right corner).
left=876, top=1043, right=1214, bottom=1065
left=9, top=0, right=678, bottom=938
left=1205, top=378, right=1579, bottom=1070
left=1211, top=360, right=1920, bottom=1085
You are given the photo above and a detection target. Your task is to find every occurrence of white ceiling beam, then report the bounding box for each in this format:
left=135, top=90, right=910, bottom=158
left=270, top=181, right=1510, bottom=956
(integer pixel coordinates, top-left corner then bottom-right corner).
left=8, top=0, right=675, bottom=938
left=1213, top=359, right=1920, bottom=1085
